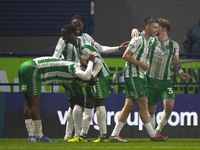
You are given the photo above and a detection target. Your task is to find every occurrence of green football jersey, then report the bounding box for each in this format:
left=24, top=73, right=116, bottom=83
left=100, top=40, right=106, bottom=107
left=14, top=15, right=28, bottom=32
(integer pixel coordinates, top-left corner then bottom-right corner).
left=54, top=38, right=80, bottom=63
left=146, top=37, right=179, bottom=80
left=78, top=36, right=110, bottom=77
left=125, top=34, right=151, bottom=78
left=33, top=57, right=77, bottom=85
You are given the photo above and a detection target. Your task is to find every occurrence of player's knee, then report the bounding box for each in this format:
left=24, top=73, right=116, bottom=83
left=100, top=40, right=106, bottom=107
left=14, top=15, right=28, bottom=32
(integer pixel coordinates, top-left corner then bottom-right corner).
left=73, top=105, right=83, bottom=116
left=96, top=106, right=106, bottom=118
left=66, top=108, right=73, bottom=121
left=83, top=108, right=94, bottom=121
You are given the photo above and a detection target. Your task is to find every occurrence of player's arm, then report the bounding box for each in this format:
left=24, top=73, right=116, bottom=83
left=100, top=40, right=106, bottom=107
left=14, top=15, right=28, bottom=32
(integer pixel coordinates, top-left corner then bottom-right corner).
left=122, top=49, right=149, bottom=71
left=87, top=34, right=129, bottom=53
left=52, top=38, right=66, bottom=58
left=75, top=52, right=95, bottom=81
left=92, top=57, right=103, bottom=78
left=81, top=47, right=103, bottom=78
left=95, top=42, right=130, bottom=53
left=75, top=61, right=94, bottom=81
left=172, top=54, right=191, bottom=81
left=131, top=28, right=140, bottom=38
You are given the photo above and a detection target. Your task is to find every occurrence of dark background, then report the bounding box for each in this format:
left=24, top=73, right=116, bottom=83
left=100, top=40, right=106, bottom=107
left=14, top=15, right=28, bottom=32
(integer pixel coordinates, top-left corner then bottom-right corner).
left=0, top=0, right=199, bottom=54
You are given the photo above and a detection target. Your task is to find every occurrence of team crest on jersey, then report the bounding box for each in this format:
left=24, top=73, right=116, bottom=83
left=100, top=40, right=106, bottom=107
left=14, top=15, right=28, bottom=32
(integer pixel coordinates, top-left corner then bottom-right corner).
left=166, top=45, right=170, bottom=49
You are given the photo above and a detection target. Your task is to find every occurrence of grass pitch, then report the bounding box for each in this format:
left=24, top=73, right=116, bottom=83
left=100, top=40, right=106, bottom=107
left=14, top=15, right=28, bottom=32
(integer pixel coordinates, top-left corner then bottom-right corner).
left=0, top=138, right=200, bottom=150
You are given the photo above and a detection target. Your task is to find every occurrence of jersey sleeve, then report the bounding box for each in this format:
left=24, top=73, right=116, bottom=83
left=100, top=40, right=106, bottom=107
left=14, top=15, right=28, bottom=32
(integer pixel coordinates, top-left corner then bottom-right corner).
left=73, top=61, right=94, bottom=81
left=92, top=57, right=103, bottom=77
left=53, top=38, right=66, bottom=58
left=83, top=33, right=119, bottom=53
left=127, top=36, right=141, bottom=53
left=173, top=41, right=180, bottom=56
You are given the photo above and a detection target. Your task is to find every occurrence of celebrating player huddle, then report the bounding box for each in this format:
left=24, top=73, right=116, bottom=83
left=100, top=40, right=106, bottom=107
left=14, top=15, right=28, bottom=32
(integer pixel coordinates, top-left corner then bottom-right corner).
left=18, top=16, right=191, bottom=142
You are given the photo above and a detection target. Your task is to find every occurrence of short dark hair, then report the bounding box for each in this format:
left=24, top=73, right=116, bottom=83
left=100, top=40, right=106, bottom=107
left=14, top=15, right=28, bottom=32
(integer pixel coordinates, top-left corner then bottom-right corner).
left=61, top=24, right=76, bottom=34
left=71, top=15, right=86, bottom=30
left=71, top=15, right=85, bottom=25
left=143, top=17, right=158, bottom=28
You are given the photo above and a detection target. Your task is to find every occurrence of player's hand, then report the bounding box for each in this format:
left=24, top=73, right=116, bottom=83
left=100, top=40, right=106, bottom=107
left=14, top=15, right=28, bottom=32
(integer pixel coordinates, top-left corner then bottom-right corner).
left=118, top=41, right=130, bottom=51
left=87, top=52, right=95, bottom=62
left=140, top=63, right=149, bottom=71
left=131, top=28, right=140, bottom=38
left=181, top=73, right=191, bottom=81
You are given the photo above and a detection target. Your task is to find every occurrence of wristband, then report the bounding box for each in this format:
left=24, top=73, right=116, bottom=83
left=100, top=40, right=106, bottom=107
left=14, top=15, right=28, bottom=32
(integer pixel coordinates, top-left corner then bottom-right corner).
left=178, top=69, right=184, bottom=75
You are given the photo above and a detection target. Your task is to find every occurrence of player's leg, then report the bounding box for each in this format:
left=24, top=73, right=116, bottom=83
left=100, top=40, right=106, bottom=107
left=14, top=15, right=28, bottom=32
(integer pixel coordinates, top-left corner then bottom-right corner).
left=110, top=77, right=139, bottom=142
left=145, top=78, right=160, bottom=129
left=19, top=61, right=39, bottom=142
left=93, top=98, right=108, bottom=142
left=92, top=75, right=109, bottom=142
left=137, top=96, right=168, bottom=141
left=137, top=97, right=157, bottom=138
left=19, top=60, right=56, bottom=142
left=64, top=107, right=73, bottom=141
left=110, top=99, right=134, bottom=142
left=156, top=98, right=174, bottom=134
left=148, top=105, right=157, bottom=129
left=72, top=95, right=84, bottom=138
left=24, top=94, right=36, bottom=142
left=155, top=80, right=175, bottom=135
left=63, top=82, right=84, bottom=141
left=68, top=95, right=94, bottom=142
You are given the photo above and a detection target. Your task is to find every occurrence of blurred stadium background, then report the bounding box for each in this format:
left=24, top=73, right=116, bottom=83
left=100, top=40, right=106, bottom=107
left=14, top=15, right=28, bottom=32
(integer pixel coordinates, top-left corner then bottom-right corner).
left=0, top=0, right=200, bottom=139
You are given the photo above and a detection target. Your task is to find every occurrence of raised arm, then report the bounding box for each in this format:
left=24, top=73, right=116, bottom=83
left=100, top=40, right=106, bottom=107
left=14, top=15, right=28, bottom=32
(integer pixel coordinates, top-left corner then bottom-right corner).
left=131, top=28, right=140, bottom=38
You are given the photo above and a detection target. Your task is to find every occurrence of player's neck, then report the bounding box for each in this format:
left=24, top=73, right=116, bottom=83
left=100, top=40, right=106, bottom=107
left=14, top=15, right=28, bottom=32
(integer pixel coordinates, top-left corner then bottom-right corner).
left=142, top=30, right=150, bottom=40
left=158, top=33, right=168, bottom=42
left=71, top=36, right=78, bottom=48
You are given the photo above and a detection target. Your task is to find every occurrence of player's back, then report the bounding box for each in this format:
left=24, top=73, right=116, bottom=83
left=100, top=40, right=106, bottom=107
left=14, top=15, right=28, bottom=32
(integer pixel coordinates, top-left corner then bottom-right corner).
left=34, top=57, right=76, bottom=85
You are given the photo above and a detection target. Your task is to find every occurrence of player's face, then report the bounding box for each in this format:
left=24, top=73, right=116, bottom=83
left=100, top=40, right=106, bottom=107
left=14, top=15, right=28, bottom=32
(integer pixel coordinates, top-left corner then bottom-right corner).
left=157, top=25, right=166, bottom=37
left=71, top=19, right=84, bottom=36
left=80, top=56, right=88, bottom=67
left=148, top=23, right=159, bottom=37
left=156, top=25, right=161, bottom=36
left=60, top=28, right=73, bottom=44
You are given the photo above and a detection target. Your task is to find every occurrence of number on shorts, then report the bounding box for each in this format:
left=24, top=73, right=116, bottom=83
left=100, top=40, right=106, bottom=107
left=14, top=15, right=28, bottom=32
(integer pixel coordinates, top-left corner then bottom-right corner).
left=167, top=87, right=174, bottom=94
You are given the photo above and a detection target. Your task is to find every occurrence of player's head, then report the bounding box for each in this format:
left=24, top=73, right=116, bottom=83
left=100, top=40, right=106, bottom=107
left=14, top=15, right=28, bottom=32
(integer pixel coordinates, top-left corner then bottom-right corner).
left=157, top=18, right=171, bottom=34
left=143, top=17, right=159, bottom=37
left=61, top=24, right=76, bottom=44
left=71, top=15, right=85, bottom=36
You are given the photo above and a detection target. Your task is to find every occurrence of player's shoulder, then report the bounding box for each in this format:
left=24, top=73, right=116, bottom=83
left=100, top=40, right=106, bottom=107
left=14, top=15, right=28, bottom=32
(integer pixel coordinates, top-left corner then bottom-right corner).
left=169, top=38, right=179, bottom=46
left=58, top=37, right=65, bottom=44
left=130, top=35, right=143, bottom=43
left=78, top=36, right=94, bottom=48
